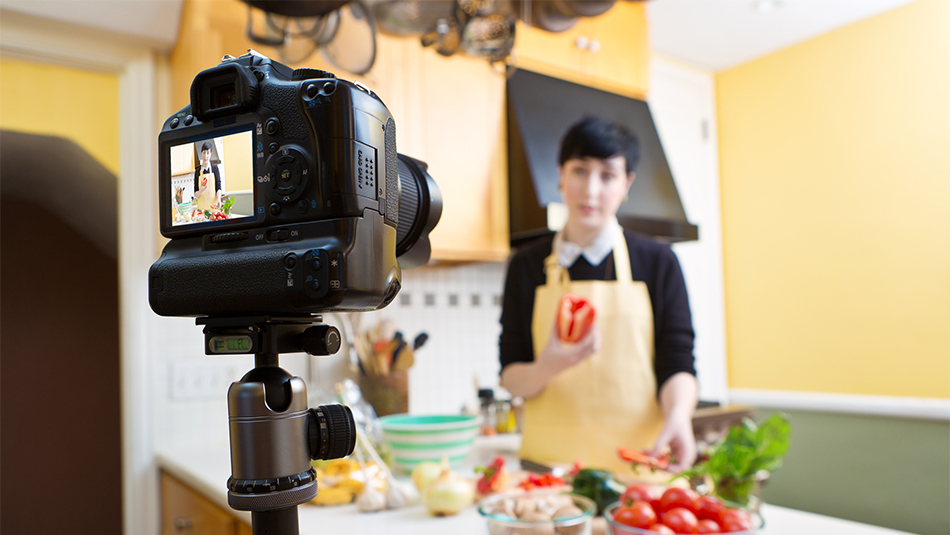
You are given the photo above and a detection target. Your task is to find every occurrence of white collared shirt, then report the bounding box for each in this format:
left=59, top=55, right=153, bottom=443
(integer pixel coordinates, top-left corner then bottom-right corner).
left=554, top=218, right=623, bottom=268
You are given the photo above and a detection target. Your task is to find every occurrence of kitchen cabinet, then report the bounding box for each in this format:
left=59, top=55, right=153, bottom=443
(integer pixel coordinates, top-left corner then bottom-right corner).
left=161, top=471, right=249, bottom=535
left=168, top=0, right=510, bottom=262
left=513, top=1, right=650, bottom=99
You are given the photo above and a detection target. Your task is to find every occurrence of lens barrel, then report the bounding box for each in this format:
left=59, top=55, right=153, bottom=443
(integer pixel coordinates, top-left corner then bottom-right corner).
left=394, top=154, right=443, bottom=269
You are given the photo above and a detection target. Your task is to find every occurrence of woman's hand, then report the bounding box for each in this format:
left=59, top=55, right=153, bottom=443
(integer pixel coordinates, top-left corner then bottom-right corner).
left=650, top=372, right=698, bottom=473
left=500, top=324, right=600, bottom=399
left=536, top=322, right=600, bottom=377
left=650, top=413, right=696, bottom=473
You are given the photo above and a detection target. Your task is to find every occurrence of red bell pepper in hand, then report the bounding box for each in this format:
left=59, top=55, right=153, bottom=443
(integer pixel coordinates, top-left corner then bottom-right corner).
left=557, top=294, right=596, bottom=343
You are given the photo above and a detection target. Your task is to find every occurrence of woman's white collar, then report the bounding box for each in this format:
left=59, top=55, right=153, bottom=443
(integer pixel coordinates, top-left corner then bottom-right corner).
left=554, top=219, right=622, bottom=268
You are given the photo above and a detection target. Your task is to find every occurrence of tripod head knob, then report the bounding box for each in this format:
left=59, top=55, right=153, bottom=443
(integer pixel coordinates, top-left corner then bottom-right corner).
left=301, top=324, right=342, bottom=356
left=308, top=404, right=356, bottom=461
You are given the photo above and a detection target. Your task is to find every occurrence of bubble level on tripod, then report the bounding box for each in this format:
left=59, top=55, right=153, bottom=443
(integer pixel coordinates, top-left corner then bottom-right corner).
left=208, top=335, right=253, bottom=354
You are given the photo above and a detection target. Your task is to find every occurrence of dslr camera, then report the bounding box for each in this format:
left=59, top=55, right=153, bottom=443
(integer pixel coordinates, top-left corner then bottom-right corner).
left=149, top=49, right=441, bottom=317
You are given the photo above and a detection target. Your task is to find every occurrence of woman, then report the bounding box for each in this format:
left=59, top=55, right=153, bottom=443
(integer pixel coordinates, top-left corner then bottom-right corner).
left=194, top=141, right=222, bottom=211
left=499, top=116, right=698, bottom=473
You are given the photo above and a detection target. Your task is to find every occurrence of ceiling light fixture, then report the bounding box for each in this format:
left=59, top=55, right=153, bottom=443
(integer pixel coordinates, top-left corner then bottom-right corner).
left=752, top=0, right=783, bottom=13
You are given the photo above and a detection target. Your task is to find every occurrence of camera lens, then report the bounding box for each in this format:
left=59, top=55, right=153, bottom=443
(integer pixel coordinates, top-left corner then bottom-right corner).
left=394, top=154, right=443, bottom=269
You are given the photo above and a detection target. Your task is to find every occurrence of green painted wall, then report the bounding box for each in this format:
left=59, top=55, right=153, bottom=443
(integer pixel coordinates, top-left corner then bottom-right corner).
left=756, top=409, right=949, bottom=535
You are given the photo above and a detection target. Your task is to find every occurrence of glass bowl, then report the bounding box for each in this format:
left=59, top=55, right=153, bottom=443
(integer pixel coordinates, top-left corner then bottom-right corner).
left=604, top=501, right=764, bottom=535
left=478, top=490, right=597, bottom=535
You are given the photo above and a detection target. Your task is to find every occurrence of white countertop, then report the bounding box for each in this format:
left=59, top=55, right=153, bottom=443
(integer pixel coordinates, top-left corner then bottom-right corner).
left=157, top=436, right=916, bottom=535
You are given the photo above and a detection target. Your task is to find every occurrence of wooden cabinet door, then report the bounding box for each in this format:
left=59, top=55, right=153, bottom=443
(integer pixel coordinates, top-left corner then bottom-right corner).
left=513, top=2, right=649, bottom=99
left=161, top=472, right=238, bottom=535
left=412, top=46, right=510, bottom=261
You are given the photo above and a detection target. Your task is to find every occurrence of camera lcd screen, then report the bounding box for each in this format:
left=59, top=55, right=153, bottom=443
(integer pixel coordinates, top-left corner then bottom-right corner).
left=169, top=130, right=255, bottom=227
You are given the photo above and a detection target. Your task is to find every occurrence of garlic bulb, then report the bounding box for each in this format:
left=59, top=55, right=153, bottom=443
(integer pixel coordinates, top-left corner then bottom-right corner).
left=386, top=479, right=419, bottom=509
left=356, top=485, right=387, bottom=512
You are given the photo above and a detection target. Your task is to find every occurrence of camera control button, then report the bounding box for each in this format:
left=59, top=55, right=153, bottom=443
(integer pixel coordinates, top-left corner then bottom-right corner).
left=311, top=280, right=320, bottom=292
left=297, top=199, right=309, bottom=213
left=311, top=257, right=322, bottom=271
left=265, top=119, right=279, bottom=135
left=184, top=115, right=194, bottom=126
left=269, top=142, right=279, bottom=154
left=277, top=155, right=294, bottom=165
left=269, top=203, right=282, bottom=216
left=170, top=117, right=180, bottom=129
left=283, top=253, right=297, bottom=269
left=306, top=84, right=319, bottom=99
left=276, top=185, right=296, bottom=196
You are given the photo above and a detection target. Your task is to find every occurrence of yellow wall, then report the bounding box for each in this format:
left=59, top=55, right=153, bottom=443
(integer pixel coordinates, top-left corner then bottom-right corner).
left=221, top=131, right=253, bottom=192
left=716, top=0, right=950, bottom=398
left=0, top=56, right=119, bottom=175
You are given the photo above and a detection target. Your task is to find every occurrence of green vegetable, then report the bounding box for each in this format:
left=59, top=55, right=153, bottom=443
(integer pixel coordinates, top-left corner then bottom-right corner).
left=678, top=413, right=791, bottom=506
left=570, top=468, right=625, bottom=515
left=221, top=195, right=235, bottom=214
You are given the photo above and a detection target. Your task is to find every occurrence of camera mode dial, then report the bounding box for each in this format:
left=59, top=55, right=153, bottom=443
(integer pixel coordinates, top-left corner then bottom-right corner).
left=263, top=147, right=310, bottom=205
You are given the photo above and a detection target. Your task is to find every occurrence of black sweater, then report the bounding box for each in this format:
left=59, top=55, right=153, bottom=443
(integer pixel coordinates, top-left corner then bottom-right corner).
left=499, top=231, right=696, bottom=391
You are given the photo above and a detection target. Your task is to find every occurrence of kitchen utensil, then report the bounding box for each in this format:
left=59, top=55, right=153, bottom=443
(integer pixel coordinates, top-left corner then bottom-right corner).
left=412, top=332, right=429, bottom=350
left=379, top=414, right=479, bottom=473
left=321, top=1, right=378, bottom=75
left=478, top=491, right=596, bottom=535
left=374, top=0, right=456, bottom=35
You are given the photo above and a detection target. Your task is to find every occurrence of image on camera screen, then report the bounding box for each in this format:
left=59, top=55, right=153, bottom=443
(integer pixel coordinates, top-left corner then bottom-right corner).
left=169, top=130, right=254, bottom=226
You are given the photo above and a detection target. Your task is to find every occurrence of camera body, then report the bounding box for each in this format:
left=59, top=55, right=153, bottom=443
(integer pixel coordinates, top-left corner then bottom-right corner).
left=150, top=50, right=438, bottom=317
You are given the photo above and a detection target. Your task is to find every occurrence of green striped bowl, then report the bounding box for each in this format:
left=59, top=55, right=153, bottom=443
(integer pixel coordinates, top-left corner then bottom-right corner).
left=379, top=414, right=479, bottom=473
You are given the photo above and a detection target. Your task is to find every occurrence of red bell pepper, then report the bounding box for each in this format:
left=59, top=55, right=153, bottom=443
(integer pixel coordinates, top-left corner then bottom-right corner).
left=475, top=456, right=507, bottom=494
left=556, top=294, right=596, bottom=343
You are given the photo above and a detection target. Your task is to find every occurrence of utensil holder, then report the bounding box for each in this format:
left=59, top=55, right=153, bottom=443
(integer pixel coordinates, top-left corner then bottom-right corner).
left=359, top=371, right=408, bottom=416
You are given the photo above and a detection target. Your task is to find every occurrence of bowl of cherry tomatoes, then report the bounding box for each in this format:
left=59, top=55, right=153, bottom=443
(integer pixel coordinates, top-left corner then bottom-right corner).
left=604, top=485, right=762, bottom=534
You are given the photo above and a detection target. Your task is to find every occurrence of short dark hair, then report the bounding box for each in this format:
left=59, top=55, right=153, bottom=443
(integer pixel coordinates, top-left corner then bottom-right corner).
left=558, top=116, right=640, bottom=174
left=200, top=141, right=212, bottom=153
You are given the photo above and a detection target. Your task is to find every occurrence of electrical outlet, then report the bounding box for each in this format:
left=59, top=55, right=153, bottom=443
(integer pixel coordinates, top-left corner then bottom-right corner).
left=170, top=359, right=242, bottom=400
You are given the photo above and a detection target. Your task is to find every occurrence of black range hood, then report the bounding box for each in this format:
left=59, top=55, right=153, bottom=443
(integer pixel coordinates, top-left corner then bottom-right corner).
left=507, top=70, right=698, bottom=247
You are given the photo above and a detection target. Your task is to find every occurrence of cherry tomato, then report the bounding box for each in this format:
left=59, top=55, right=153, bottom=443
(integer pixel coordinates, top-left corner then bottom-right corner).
left=662, top=507, right=699, bottom=534
left=621, top=484, right=660, bottom=507
left=693, top=495, right=726, bottom=522
left=647, top=524, right=675, bottom=535
left=659, top=487, right=699, bottom=514
left=614, top=501, right=657, bottom=529
left=696, top=519, right=722, bottom=534
left=720, top=509, right=754, bottom=532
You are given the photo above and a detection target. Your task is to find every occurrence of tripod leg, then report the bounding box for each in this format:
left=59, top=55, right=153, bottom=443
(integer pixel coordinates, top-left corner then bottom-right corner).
left=251, top=506, right=298, bottom=535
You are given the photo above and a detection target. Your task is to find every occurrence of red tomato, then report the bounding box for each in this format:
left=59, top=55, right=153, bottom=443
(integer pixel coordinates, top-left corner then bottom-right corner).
left=696, top=519, right=722, bottom=534
left=556, top=293, right=595, bottom=342
left=647, top=524, right=675, bottom=535
left=659, top=487, right=699, bottom=514
left=662, top=507, right=699, bottom=534
left=720, top=509, right=754, bottom=532
left=621, top=484, right=660, bottom=507
left=614, top=501, right=657, bottom=529
left=693, top=496, right=726, bottom=522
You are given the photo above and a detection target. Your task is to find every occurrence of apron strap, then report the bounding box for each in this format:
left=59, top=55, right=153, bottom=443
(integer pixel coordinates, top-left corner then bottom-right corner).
left=547, top=228, right=634, bottom=284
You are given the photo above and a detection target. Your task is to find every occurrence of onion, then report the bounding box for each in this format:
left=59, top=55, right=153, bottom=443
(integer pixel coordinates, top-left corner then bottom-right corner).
left=423, top=469, right=474, bottom=516
left=411, top=460, right=445, bottom=492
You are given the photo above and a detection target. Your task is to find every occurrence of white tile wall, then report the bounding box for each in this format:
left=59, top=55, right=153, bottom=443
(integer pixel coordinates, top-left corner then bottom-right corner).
left=373, top=261, right=509, bottom=414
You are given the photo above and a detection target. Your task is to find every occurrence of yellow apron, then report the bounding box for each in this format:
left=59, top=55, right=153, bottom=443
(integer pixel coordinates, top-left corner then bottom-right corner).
left=195, top=169, right=217, bottom=211
left=519, top=234, right=664, bottom=474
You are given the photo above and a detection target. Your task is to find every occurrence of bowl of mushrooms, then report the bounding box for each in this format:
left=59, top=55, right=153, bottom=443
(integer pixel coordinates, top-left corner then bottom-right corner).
left=477, top=490, right=597, bottom=535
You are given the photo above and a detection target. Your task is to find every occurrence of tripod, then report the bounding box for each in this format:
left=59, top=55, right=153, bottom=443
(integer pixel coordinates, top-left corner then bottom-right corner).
left=197, top=315, right=357, bottom=535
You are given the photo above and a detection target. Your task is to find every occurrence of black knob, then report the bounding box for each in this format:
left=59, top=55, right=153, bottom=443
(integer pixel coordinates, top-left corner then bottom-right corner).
left=301, top=324, right=341, bottom=356
left=292, top=68, right=336, bottom=81
left=308, top=404, right=356, bottom=461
